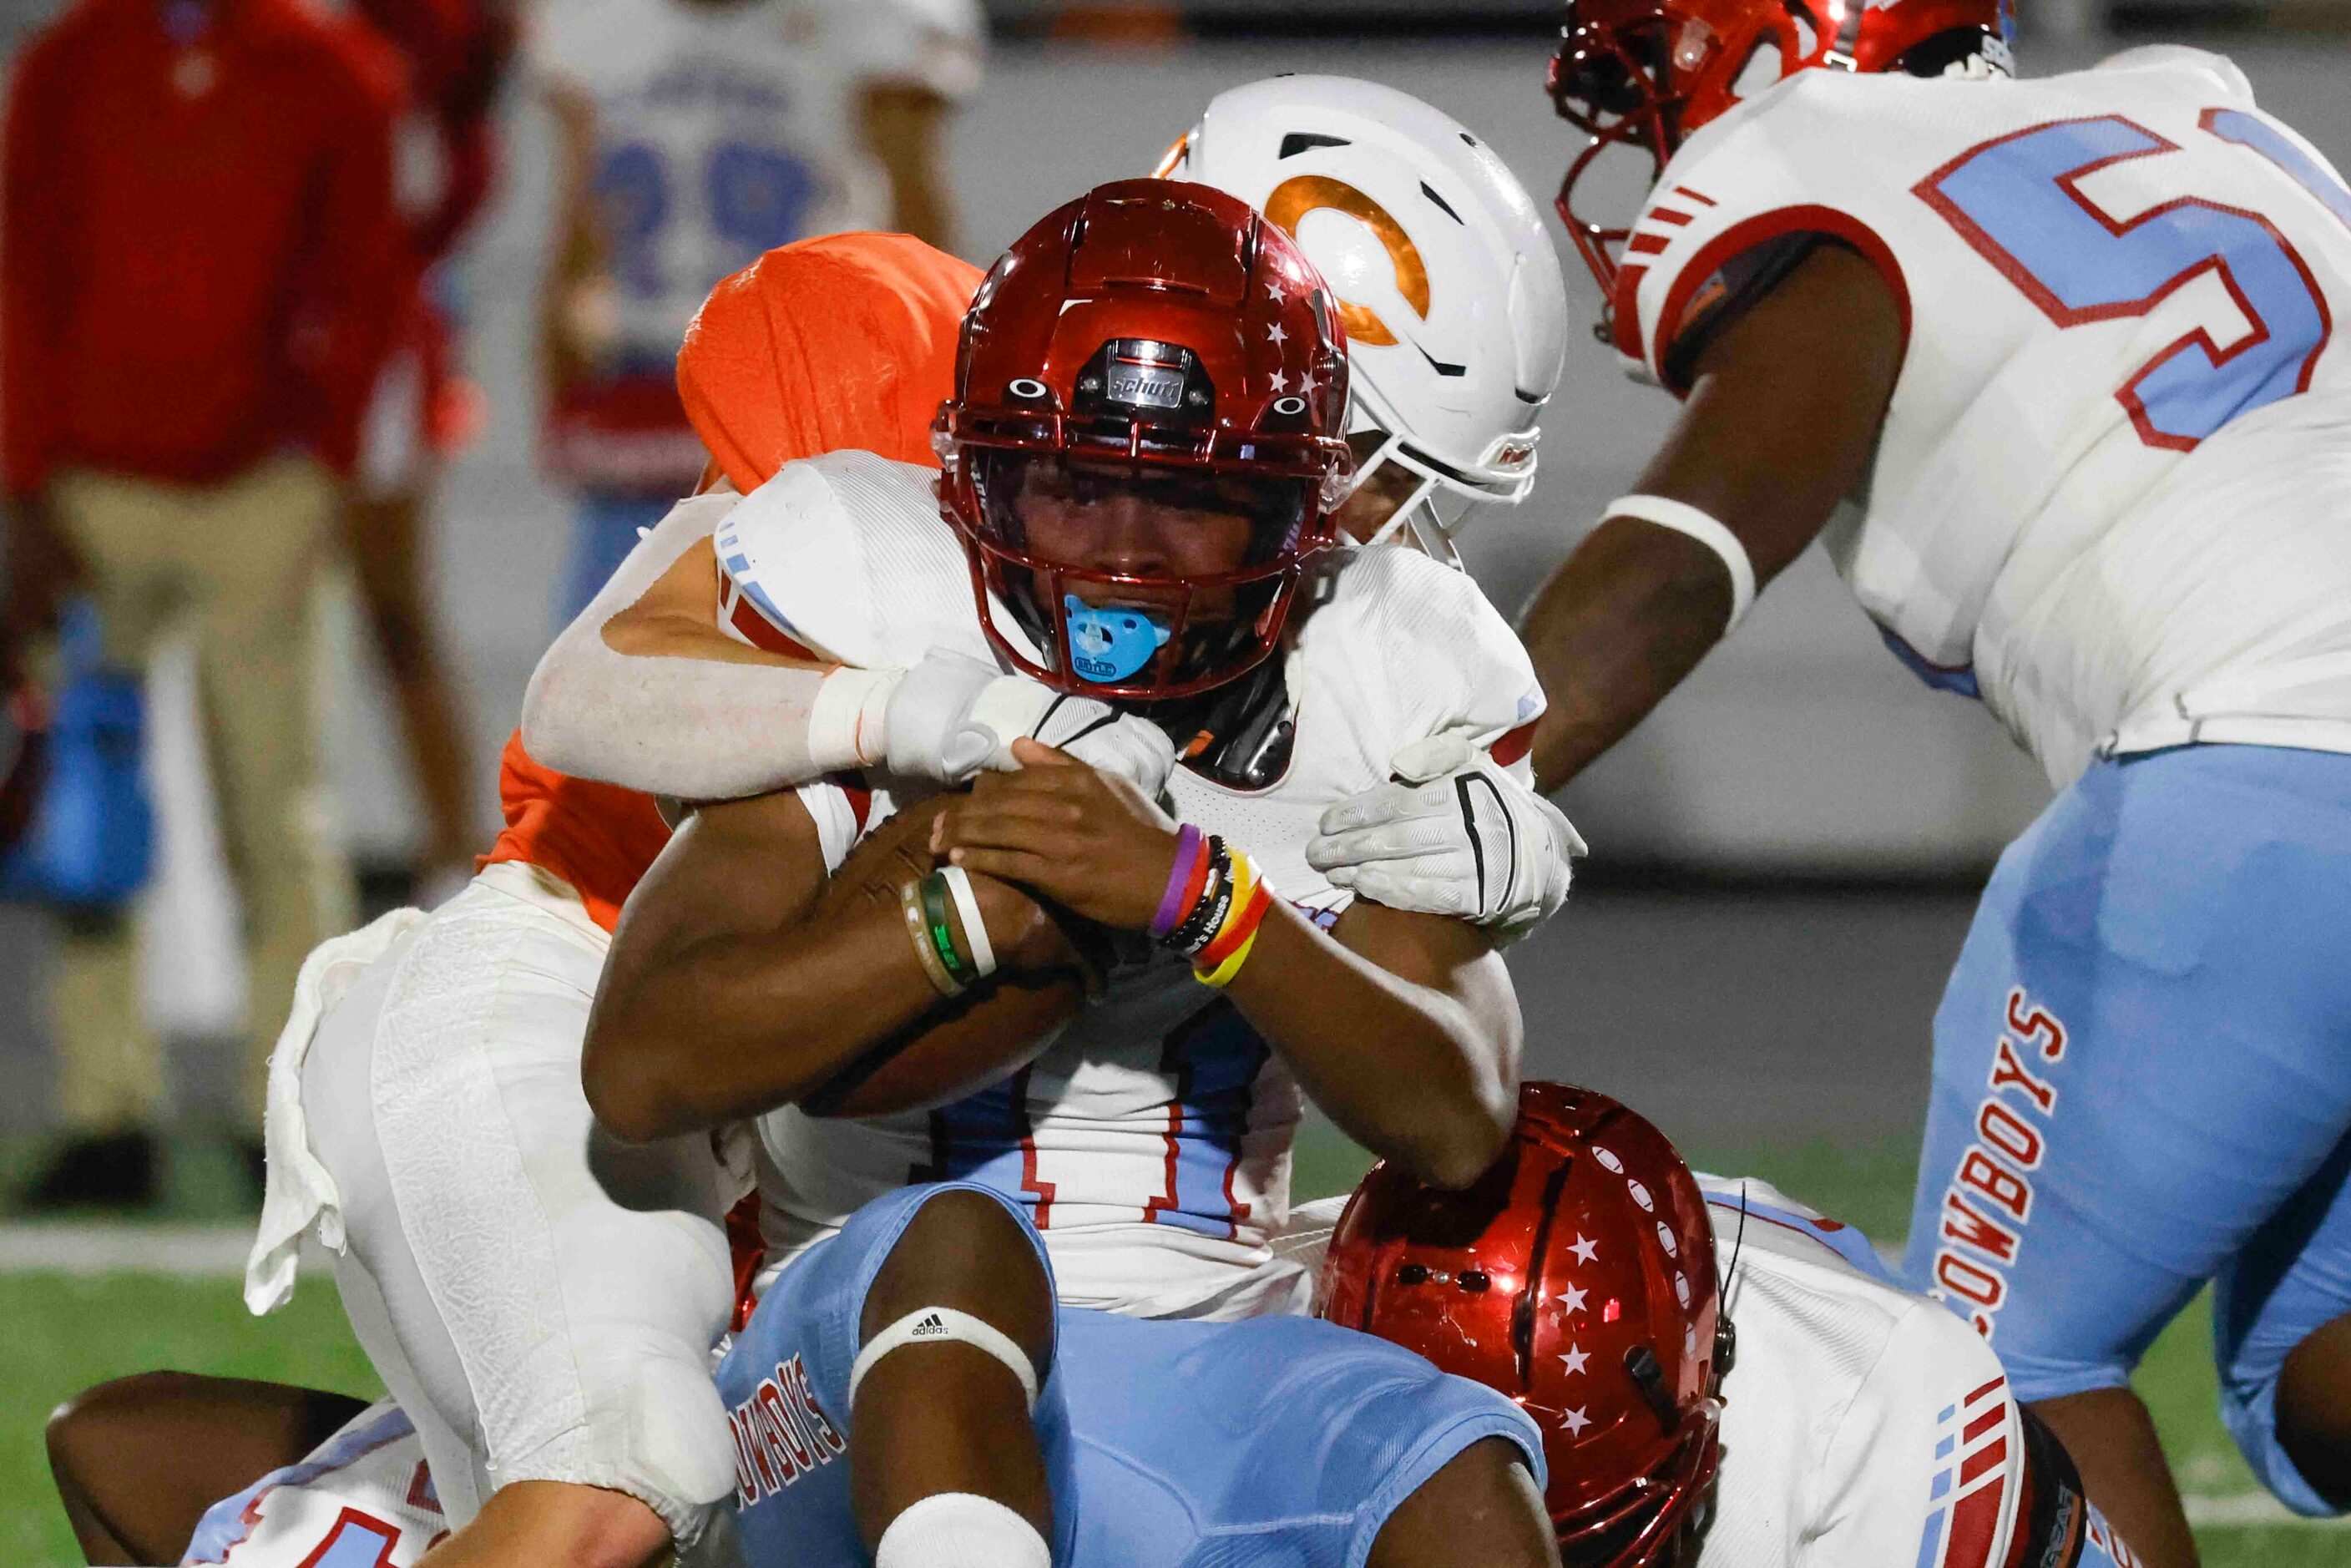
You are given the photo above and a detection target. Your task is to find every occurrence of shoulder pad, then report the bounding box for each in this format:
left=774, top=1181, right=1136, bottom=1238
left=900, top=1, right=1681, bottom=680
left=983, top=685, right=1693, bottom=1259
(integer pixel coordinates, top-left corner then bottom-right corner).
left=1306, top=544, right=1545, bottom=752
left=712, top=451, right=988, bottom=670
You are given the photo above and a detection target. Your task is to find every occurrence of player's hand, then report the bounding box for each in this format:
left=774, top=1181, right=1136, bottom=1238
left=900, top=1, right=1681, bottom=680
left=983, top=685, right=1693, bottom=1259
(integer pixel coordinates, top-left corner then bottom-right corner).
left=1306, top=733, right=1586, bottom=944
left=931, top=738, right=1181, bottom=932
left=883, top=652, right=1175, bottom=796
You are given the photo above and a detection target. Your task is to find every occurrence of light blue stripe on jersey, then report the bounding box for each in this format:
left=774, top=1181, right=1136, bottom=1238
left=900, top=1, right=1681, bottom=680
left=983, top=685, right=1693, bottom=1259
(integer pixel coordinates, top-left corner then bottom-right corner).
left=1708, top=1187, right=1899, bottom=1288
left=182, top=1404, right=418, bottom=1565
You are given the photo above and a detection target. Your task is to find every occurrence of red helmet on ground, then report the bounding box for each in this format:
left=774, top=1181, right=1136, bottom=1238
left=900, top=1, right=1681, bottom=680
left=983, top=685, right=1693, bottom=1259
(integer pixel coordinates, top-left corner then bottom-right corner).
left=1322, top=1083, right=1729, bottom=1567
left=935, top=179, right=1353, bottom=702
left=1546, top=0, right=2014, bottom=302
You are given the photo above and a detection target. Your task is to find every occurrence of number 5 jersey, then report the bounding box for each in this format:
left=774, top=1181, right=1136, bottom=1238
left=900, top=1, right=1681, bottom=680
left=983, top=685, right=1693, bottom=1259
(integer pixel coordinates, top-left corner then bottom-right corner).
left=1611, top=47, right=2351, bottom=789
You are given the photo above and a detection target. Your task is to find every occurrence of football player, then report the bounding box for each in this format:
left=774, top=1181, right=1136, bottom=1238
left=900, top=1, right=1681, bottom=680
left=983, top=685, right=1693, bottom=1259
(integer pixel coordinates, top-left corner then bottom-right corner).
left=574, top=172, right=1563, bottom=1565
left=1340, top=13, right=2351, bottom=1565
left=1319, top=1082, right=2146, bottom=1568
left=55, top=1085, right=2148, bottom=1568
left=180, top=175, right=1562, bottom=1568
left=235, top=233, right=1028, bottom=1568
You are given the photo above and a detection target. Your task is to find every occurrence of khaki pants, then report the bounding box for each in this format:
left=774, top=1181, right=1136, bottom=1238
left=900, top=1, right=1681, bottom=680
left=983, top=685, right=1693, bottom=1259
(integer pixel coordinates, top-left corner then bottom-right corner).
left=48, top=455, right=356, bottom=1133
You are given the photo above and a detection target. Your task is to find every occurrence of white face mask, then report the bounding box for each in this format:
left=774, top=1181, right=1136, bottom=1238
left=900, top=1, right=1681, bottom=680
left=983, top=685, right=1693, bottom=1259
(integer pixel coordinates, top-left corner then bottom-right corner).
left=1345, top=422, right=1485, bottom=566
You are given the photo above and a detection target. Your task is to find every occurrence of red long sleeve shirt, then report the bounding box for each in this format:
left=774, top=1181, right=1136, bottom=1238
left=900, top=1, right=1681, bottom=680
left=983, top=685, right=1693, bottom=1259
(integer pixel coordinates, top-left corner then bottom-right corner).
left=3, top=0, right=409, bottom=495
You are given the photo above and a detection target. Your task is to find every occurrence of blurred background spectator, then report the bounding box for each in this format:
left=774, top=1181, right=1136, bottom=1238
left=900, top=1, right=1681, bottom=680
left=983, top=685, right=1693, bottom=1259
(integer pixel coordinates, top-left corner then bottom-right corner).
left=341, top=0, right=515, bottom=901
left=1, top=0, right=405, bottom=1206
left=531, top=0, right=981, bottom=626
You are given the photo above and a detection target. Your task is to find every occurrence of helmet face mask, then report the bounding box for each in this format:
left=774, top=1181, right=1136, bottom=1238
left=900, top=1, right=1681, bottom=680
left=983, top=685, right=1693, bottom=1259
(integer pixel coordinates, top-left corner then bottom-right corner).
left=966, top=450, right=1311, bottom=693
left=938, top=180, right=1353, bottom=703
left=1546, top=0, right=2015, bottom=315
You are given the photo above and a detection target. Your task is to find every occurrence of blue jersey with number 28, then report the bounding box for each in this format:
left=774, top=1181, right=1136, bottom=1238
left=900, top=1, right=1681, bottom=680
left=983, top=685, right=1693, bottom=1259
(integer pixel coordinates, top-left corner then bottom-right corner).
left=1615, top=48, right=2351, bottom=789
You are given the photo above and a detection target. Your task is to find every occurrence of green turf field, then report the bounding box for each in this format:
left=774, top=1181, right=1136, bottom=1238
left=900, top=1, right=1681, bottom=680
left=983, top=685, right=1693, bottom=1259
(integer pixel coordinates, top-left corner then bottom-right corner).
left=3, top=1130, right=2343, bottom=1565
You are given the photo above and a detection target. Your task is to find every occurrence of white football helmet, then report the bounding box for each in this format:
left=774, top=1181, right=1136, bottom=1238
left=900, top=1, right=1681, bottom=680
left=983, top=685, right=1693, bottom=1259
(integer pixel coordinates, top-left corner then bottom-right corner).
left=1160, top=76, right=1570, bottom=561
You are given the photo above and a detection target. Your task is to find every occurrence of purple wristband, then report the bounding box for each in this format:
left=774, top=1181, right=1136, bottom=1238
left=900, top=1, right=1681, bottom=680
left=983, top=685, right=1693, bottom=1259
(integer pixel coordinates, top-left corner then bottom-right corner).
left=1153, top=824, right=1205, bottom=938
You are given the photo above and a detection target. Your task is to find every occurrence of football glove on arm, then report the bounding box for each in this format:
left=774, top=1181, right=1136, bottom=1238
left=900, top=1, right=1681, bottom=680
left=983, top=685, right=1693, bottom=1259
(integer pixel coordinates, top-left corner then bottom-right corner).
left=884, top=650, right=1176, bottom=798
left=1306, top=732, right=1585, bottom=944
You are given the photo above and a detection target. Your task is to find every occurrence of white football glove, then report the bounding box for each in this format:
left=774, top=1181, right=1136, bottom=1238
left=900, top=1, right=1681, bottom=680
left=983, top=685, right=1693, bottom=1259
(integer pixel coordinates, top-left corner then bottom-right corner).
left=1306, top=732, right=1586, bottom=944
left=882, top=650, right=1175, bottom=798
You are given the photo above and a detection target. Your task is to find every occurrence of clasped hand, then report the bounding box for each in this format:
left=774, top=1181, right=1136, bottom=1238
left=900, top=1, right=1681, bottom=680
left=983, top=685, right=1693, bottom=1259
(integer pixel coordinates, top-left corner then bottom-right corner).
left=930, top=737, right=1181, bottom=935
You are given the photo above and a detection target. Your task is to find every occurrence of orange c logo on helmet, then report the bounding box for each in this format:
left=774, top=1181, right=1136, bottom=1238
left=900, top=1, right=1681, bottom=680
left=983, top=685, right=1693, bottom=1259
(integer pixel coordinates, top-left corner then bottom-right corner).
left=1262, top=175, right=1428, bottom=348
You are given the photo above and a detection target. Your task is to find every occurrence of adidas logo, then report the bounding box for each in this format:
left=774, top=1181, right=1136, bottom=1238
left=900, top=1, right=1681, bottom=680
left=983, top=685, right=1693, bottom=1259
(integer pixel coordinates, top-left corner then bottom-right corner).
left=910, top=1313, right=948, bottom=1338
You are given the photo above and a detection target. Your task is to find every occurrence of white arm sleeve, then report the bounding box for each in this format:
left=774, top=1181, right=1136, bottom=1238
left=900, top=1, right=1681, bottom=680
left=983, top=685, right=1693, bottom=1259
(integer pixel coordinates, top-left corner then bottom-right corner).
left=521, top=492, right=877, bottom=800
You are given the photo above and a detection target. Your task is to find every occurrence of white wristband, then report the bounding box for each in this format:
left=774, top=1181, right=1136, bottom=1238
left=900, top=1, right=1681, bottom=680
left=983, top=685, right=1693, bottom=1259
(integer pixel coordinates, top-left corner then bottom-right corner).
left=1601, top=493, right=1757, bottom=632
left=808, top=665, right=900, bottom=771
left=940, top=866, right=997, bottom=979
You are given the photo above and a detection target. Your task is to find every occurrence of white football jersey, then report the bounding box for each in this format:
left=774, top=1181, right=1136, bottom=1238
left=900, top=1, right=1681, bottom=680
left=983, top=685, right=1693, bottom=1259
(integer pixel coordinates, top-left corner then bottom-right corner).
left=1693, top=1176, right=2136, bottom=1568
left=179, top=1403, right=447, bottom=1565
left=529, top=0, right=981, bottom=376
left=710, top=450, right=1545, bottom=1319
left=1615, top=49, right=2351, bottom=787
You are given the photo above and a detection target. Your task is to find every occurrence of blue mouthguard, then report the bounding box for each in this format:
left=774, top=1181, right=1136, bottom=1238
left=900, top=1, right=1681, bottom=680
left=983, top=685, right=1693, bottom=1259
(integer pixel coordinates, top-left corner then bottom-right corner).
left=1063, top=595, right=1174, bottom=684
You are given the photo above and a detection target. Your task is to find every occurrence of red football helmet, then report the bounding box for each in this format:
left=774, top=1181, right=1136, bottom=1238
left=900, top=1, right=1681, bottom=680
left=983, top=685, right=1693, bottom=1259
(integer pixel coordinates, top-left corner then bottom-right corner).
left=1322, top=1083, right=1729, bottom=1567
left=934, top=179, right=1353, bottom=702
left=1547, top=0, right=2013, bottom=303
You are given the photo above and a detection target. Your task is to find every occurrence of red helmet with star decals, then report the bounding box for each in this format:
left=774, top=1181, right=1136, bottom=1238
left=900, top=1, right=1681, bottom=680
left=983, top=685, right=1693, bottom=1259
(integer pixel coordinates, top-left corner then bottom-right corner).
left=935, top=179, right=1354, bottom=702
left=1322, top=1083, right=1727, bottom=1567
left=1546, top=0, right=2013, bottom=304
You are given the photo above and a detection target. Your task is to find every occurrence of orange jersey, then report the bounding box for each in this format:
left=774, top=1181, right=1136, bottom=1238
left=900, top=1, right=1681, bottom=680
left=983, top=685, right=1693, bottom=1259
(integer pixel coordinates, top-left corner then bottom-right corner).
left=479, top=730, right=672, bottom=933
left=483, top=233, right=979, bottom=928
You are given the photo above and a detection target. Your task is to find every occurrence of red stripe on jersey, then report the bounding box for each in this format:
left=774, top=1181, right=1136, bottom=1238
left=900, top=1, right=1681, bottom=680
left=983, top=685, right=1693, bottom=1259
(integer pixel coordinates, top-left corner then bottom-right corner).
left=1649, top=205, right=1914, bottom=397
left=1965, top=1403, right=2007, bottom=1444
left=1651, top=208, right=1695, bottom=226
left=726, top=1193, right=766, bottom=1333
left=293, top=1508, right=402, bottom=1568
left=1672, top=185, right=1718, bottom=206
left=1012, top=1066, right=1057, bottom=1229
left=829, top=776, right=875, bottom=835
left=1627, top=232, right=1673, bottom=256
left=1968, top=1375, right=2008, bottom=1405
left=1143, top=1100, right=1185, bottom=1228
left=403, top=1460, right=437, bottom=1515
left=729, top=594, right=820, bottom=660
left=1962, top=1434, right=2009, bottom=1485
left=1944, top=1469, right=2007, bottom=1568
left=1492, top=720, right=1537, bottom=768
left=1611, top=266, right=1649, bottom=360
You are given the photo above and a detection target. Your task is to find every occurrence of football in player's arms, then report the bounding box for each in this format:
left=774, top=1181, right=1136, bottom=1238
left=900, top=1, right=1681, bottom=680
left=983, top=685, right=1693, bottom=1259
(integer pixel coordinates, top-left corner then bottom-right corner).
left=567, top=174, right=1585, bottom=1567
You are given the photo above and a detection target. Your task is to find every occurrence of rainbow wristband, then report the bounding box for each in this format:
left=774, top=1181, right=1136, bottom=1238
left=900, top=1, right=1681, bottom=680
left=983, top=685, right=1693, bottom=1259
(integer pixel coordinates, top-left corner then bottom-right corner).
left=1153, top=825, right=1206, bottom=939
left=1195, top=926, right=1261, bottom=989
left=1193, top=869, right=1272, bottom=977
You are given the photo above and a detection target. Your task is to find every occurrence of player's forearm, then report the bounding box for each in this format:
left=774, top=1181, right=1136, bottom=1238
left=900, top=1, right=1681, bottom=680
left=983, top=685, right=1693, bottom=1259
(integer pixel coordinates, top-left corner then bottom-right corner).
left=1520, top=518, right=1734, bottom=793
left=1228, top=904, right=1519, bottom=1190
left=520, top=498, right=874, bottom=797
left=584, top=906, right=944, bottom=1141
